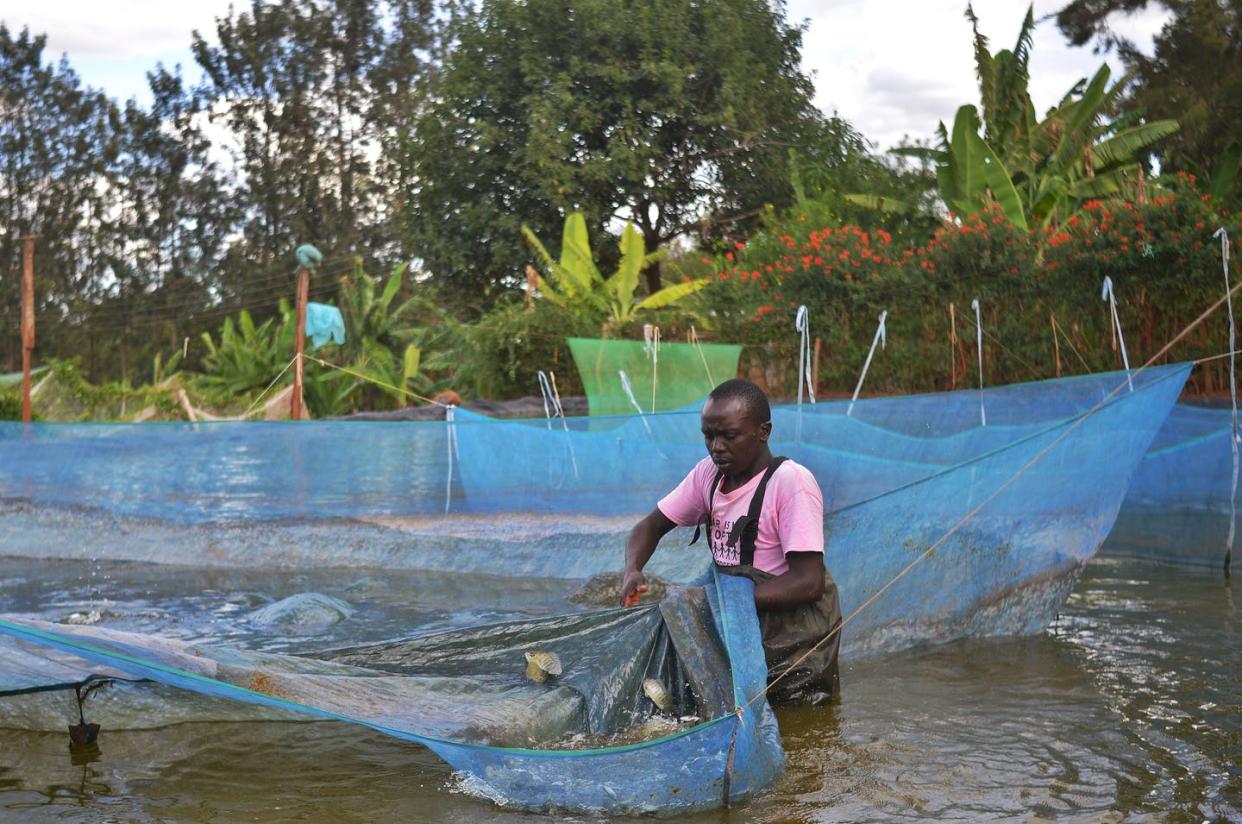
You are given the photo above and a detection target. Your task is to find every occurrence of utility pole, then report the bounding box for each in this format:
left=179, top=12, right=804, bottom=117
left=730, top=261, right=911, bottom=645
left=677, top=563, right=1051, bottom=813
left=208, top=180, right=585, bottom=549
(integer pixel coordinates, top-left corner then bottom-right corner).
left=19, top=236, right=37, bottom=423
left=291, top=264, right=310, bottom=421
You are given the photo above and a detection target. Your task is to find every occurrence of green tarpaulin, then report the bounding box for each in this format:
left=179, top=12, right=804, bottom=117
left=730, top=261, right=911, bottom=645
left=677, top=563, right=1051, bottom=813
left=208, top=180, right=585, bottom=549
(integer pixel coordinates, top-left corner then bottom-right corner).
left=567, top=337, right=741, bottom=416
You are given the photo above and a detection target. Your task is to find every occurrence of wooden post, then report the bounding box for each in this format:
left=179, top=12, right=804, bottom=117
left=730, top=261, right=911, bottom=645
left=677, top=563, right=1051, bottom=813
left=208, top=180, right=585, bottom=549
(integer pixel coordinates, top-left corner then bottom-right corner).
left=812, top=337, right=822, bottom=398
left=291, top=266, right=310, bottom=420
left=949, top=303, right=958, bottom=390
left=20, top=236, right=36, bottom=423
left=525, top=265, right=538, bottom=309
left=1050, top=313, right=1062, bottom=377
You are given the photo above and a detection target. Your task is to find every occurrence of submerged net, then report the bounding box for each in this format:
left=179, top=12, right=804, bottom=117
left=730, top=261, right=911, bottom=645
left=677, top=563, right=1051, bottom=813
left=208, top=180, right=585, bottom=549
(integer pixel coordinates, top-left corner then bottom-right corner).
left=1103, top=403, right=1238, bottom=568
left=0, top=362, right=1192, bottom=812
left=566, top=336, right=741, bottom=416
left=0, top=568, right=783, bottom=814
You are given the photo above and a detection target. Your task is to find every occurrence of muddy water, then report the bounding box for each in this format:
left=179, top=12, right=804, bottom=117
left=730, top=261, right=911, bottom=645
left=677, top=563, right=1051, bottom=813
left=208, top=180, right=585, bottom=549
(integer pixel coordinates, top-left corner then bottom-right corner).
left=0, top=557, right=1238, bottom=823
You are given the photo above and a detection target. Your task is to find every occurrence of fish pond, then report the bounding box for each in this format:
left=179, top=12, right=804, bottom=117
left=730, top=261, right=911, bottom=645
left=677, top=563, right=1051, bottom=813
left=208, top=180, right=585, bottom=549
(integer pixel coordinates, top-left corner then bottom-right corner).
left=0, top=555, right=1237, bottom=822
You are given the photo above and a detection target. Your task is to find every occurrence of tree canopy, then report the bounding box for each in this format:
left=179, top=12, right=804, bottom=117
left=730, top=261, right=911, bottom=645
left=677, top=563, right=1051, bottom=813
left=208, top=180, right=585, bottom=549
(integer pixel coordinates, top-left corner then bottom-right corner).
left=406, top=0, right=824, bottom=303
left=1055, top=0, right=1242, bottom=203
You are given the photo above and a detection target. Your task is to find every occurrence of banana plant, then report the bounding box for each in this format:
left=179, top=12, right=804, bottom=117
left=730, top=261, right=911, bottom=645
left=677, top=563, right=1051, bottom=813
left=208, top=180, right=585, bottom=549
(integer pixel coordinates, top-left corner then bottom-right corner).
left=198, top=303, right=296, bottom=396
left=333, top=260, right=431, bottom=407
left=1019, top=65, right=1178, bottom=228
left=846, top=7, right=1177, bottom=236
left=337, top=259, right=420, bottom=352
left=522, top=213, right=710, bottom=325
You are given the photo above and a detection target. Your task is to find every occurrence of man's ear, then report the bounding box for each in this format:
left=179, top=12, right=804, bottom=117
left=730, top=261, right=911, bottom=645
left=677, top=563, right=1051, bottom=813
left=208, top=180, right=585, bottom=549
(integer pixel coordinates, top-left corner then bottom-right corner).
left=759, top=420, right=773, bottom=441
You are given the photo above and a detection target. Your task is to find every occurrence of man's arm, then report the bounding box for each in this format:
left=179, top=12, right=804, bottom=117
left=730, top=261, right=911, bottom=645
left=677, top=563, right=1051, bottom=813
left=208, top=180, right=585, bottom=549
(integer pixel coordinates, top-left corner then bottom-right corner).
left=620, top=508, right=677, bottom=605
left=753, top=551, right=824, bottom=610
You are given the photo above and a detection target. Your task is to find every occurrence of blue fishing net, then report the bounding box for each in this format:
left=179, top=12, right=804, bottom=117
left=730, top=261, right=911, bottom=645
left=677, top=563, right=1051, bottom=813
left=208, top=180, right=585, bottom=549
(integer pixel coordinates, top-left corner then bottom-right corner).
left=0, top=362, right=1192, bottom=812
left=1102, top=403, right=1238, bottom=568
left=0, top=569, right=781, bottom=814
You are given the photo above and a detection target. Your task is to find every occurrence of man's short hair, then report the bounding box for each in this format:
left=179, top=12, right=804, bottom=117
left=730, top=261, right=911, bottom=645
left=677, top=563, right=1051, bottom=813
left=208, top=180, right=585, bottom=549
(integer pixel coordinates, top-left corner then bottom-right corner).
left=708, top=378, right=771, bottom=424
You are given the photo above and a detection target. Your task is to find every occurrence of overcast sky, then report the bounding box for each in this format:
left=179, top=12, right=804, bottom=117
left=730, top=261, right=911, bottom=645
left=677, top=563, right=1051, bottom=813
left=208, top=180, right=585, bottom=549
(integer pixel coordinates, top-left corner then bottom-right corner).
left=0, top=0, right=1170, bottom=150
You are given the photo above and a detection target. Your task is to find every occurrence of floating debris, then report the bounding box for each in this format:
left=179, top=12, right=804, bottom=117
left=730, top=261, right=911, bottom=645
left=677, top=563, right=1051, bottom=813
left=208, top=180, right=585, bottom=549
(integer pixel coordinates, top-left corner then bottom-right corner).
left=524, top=650, right=562, bottom=683
left=62, top=610, right=104, bottom=626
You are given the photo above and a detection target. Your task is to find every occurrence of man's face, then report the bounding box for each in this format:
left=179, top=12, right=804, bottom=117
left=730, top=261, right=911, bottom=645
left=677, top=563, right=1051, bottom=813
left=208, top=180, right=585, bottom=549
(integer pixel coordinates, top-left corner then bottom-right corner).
left=700, top=396, right=771, bottom=474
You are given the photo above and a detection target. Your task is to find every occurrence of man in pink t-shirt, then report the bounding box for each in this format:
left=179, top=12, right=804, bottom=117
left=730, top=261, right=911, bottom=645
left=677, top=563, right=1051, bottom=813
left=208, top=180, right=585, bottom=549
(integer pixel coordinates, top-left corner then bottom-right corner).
left=620, top=379, right=842, bottom=704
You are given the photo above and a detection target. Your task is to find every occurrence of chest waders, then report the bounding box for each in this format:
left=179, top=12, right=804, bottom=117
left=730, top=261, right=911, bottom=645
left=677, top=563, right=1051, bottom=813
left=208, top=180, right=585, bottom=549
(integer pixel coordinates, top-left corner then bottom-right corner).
left=691, top=457, right=843, bottom=705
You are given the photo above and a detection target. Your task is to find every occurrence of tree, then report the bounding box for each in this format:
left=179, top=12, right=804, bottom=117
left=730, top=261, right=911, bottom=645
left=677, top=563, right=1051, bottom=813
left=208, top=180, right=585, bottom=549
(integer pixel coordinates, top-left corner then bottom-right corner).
left=406, top=0, right=823, bottom=305
left=95, top=66, right=237, bottom=378
left=1055, top=0, right=1242, bottom=203
left=0, top=25, right=115, bottom=371
left=191, top=0, right=444, bottom=299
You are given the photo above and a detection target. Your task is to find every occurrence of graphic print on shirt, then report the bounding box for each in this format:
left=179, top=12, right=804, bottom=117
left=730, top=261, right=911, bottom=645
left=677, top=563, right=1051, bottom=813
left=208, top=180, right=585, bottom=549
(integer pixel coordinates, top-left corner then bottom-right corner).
left=711, top=515, right=740, bottom=566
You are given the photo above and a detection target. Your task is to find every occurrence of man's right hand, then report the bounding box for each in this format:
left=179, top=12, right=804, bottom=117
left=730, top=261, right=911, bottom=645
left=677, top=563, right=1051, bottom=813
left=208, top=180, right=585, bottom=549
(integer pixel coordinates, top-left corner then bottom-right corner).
left=620, top=569, right=648, bottom=607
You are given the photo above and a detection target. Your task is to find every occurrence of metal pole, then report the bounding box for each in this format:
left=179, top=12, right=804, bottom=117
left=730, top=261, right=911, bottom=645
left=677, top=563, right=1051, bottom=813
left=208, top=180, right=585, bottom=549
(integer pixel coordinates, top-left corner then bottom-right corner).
left=291, top=266, right=309, bottom=420
left=20, top=236, right=36, bottom=423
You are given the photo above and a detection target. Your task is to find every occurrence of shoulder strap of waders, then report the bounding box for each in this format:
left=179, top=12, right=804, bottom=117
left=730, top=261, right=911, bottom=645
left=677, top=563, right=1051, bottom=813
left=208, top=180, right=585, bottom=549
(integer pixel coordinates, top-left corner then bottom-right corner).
left=689, top=467, right=727, bottom=546
left=725, top=457, right=787, bottom=567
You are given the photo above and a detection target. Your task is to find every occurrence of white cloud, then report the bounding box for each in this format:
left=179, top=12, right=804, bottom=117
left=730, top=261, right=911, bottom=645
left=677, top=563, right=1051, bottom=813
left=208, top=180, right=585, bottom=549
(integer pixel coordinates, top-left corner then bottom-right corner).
left=788, top=0, right=1171, bottom=149
left=1, top=0, right=1171, bottom=148
left=0, top=1, right=232, bottom=60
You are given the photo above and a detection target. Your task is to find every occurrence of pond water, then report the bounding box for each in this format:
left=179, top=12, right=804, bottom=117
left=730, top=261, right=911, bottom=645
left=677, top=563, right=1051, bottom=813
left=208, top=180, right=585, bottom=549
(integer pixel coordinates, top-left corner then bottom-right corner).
left=0, top=556, right=1237, bottom=823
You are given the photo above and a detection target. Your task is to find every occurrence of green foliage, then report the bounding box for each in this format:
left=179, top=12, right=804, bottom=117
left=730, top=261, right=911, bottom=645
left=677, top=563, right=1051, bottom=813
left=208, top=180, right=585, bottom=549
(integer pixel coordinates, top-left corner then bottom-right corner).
left=197, top=304, right=296, bottom=398
left=151, top=350, right=183, bottom=385
left=1055, top=0, right=1242, bottom=206
left=451, top=300, right=599, bottom=400
left=523, top=213, right=710, bottom=327
left=337, top=259, right=420, bottom=353
left=330, top=259, right=444, bottom=411
left=0, top=390, right=22, bottom=420
left=930, top=105, right=1030, bottom=232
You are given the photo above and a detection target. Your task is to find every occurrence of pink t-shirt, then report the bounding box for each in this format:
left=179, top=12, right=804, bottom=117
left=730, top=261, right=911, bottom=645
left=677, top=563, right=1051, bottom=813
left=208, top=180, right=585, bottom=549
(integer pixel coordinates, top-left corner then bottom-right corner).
left=657, top=457, right=825, bottom=576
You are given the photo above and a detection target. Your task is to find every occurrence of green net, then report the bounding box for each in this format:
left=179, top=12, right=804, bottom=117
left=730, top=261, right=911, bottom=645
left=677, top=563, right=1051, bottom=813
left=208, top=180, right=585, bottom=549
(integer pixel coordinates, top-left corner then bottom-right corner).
left=567, top=337, right=742, bottom=416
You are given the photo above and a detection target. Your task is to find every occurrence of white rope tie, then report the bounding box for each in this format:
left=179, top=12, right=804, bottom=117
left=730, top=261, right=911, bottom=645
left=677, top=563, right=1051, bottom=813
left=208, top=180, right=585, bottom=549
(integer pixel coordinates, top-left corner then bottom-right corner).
left=240, top=354, right=299, bottom=419
left=1101, top=276, right=1133, bottom=392
left=643, top=324, right=661, bottom=413
left=971, top=298, right=987, bottom=427
left=537, top=370, right=556, bottom=431
left=795, top=305, right=815, bottom=444
left=444, top=404, right=458, bottom=514
left=547, top=370, right=579, bottom=480
left=1216, top=227, right=1238, bottom=570
left=689, top=325, right=715, bottom=390
left=619, top=369, right=654, bottom=437
left=848, top=310, right=887, bottom=417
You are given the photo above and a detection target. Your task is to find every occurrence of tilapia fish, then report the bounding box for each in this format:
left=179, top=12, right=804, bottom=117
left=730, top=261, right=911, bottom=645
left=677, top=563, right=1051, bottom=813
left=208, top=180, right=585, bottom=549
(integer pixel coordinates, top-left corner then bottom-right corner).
left=642, top=677, right=672, bottom=711
left=524, top=650, right=563, bottom=683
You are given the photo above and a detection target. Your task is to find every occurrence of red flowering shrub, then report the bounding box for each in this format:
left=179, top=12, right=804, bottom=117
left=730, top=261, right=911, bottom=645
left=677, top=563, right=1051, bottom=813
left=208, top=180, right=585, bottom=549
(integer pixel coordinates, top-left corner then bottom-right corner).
left=1041, top=179, right=1242, bottom=391
left=700, top=183, right=1242, bottom=396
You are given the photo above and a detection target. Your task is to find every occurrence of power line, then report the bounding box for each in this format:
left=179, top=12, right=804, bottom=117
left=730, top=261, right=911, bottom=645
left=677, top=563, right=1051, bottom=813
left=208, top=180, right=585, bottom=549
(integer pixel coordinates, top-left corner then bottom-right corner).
left=0, top=254, right=361, bottom=320
left=11, top=281, right=344, bottom=336
left=1, top=265, right=355, bottom=333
